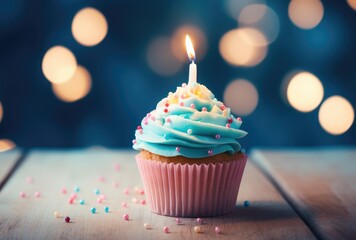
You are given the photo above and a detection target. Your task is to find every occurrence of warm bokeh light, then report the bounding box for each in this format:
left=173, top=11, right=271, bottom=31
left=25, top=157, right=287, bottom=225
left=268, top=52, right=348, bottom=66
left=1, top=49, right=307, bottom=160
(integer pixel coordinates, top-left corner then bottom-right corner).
left=147, top=37, right=183, bottom=76
left=239, top=4, right=280, bottom=44
left=0, top=102, right=3, bottom=124
left=171, top=25, right=207, bottom=62
left=42, top=46, right=77, bottom=84
left=72, top=7, right=108, bottom=46
left=52, top=65, right=92, bottom=102
left=224, top=0, right=266, bottom=19
left=287, top=71, right=324, bottom=112
left=288, top=0, right=324, bottom=29
left=347, top=0, right=356, bottom=10
left=224, top=79, right=259, bottom=116
left=318, top=96, right=354, bottom=135
left=0, top=139, right=16, bottom=152
left=219, top=28, right=267, bottom=67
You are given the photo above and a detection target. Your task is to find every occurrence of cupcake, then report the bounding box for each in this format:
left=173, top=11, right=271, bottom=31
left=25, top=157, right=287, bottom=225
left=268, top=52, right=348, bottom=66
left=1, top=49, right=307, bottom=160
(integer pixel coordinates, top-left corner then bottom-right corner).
left=133, top=82, right=247, bottom=217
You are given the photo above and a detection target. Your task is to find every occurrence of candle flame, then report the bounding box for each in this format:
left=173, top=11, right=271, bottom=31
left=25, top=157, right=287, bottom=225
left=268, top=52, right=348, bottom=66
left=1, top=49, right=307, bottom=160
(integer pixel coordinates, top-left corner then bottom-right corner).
left=185, top=34, right=196, bottom=62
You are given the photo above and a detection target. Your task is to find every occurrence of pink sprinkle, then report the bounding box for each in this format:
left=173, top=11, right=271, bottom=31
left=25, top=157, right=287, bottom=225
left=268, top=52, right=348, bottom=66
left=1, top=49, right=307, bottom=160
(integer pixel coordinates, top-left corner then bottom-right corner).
left=70, top=193, right=77, bottom=199
left=146, top=113, right=151, bottom=117
left=190, top=104, right=195, bottom=109
left=124, top=188, right=130, bottom=195
left=226, top=124, right=231, bottom=128
left=166, top=118, right=171, bottom=123
left=141, top=199, right=146, bottom=205
left=221, top=105, right=226, bottom=110
left=97, top=197, right=103, bottom=204
left=112, top=181, right=119, bottom=188
left=144, top=121, right=148, bottom=125
left=175, top=218, right=181, bottom=224
left=26, top=176, right=33, bottom=184
left=140, top=189, right=145, bottom=195
left=228, top=118, right=233, bottom=123
left=165, top=103, right=169, bottom=107
left=208, top=150, right=213, bottom=155
left=150, top=116, right=155, bottom=121
left=215, top=134, right=220, bottom=139
left=19, top=192, right=26, bottom=198
left=98, top=176, right=105, bottom=182
left=180, top=94, right=185, bottom=99
left=68, top=198, right=74, bottom=204
left=179, top=102, right=184, bottom=106
left=215, top=226, right=221, bottom=234
left=113, top=163, right=121, bottom=171
left=137, top=126, right=142, bottom=130
left=182, top=83, right=187, bottom=88
left=122, top=202, right=128, bottom=208
left=202, top=107, right=207, bottom=112
left=35, top=192, right=41, bottom=198
left=164, top=108, right=168, bottom=113
left=175, top=147, right=180, bottom=152
left=197, top=218, right=204, bottom=224
left=237, top=117, right=242, bottom=121
left=138, top=129, right=143, bottom=134
left=132, top=139, right=137, bottom=144
left=123, top=214, right=129, bottom=221
left=163, top=226, right=170, bottom=233
left=61, top=188, right=67, bottom=194
left=99, top=194, right=106, bottom=200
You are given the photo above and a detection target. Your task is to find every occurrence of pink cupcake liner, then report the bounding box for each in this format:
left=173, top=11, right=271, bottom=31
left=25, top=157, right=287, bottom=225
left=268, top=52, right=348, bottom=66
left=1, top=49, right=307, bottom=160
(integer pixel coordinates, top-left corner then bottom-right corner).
left=136, top=154, right=247, bottom=217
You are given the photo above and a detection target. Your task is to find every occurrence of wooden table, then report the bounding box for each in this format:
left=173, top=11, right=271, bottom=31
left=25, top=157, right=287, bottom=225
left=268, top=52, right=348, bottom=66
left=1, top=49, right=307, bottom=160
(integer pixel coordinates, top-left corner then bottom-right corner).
left=0, top=148, right=355, bottom=239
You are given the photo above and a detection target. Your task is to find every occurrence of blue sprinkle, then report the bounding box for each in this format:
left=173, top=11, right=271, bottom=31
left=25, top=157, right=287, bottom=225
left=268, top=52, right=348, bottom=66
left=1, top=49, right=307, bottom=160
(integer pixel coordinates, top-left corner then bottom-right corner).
left=104, top=206, right=109, bottom=213
left=74, top=186, right=80, bottom=192
left=94, top=189, right=100, bottom=195
left=80, top=199, right=85, bottom=205
left=91, top=207, right=96, bottom=214
left=244, top=200, right=250, bottom=207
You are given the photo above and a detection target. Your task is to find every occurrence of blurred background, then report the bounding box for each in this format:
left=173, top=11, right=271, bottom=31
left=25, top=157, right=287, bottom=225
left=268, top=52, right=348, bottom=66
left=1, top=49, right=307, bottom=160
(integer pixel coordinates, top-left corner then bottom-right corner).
left=0, top=0, right=355, bottom=152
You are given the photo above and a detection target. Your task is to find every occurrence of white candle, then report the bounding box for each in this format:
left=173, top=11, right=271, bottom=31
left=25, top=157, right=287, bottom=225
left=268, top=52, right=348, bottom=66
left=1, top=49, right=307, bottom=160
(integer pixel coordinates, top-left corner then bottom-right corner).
left=185, top=35, right=197, bottom=85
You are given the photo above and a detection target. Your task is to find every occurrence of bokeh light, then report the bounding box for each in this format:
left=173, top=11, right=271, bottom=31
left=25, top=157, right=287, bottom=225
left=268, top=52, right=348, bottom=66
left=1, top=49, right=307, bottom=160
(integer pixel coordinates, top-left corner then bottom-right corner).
left=223, top=79, right=259, bottom=116
left=52, top=65, right=92, bottom=102
left=288, top=0, right=324, bottom=30
left=0, top=102, right=3, bottom=124
left=147, top=37, right=183, bottom=76
left=347, top=0, right=356, bottom=10
left=318, top=96, right=354, bottom=135
left=224, top=0, right=266, bottom=20
left=239, top=4, right=280, bottom=44
left=42, top=46, right=77, bottom=84
left=72, top=7, right=108, bottom=47
left=0, top=139, right=16, bottom=152
left=171, top=25, right=207, bottom=62
left=219, top=28, right=268, bottom=67
left=287, top=71, right=324, bottom=112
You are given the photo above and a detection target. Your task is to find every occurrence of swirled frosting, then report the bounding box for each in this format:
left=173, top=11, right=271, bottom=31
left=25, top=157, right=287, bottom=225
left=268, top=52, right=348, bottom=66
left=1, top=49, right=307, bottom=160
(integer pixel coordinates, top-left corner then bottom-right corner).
left=133, top=82, right=247, bottom=158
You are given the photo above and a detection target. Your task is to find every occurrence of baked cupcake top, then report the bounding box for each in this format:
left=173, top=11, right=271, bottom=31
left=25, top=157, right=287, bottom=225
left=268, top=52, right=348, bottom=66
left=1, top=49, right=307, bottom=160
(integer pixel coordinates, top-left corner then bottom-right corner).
left=132, top=82, right=247, bottom=158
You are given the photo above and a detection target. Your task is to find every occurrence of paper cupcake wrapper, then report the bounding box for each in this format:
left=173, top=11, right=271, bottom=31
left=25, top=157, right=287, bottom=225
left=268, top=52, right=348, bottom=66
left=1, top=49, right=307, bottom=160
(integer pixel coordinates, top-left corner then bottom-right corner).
left=136, top=154, right=247, bottom=217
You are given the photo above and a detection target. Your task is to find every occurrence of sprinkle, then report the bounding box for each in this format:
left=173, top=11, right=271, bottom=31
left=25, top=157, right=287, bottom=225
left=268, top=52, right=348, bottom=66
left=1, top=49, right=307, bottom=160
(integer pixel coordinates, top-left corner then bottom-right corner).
left=237, top=117, right=242, bottom=121
left=228, top=118, right=233, bottom=123
left=144, top=121, right=148, bottom=125
left=79, top=199, right=85, bottom=205
left=141, top=199, right=146, bottom=205
left=91, top=207, right=96, bottom=214
left=112, top=181, right=119, bottom=188
left=139, top=189, right=145, bottom=195
left=71, top=193, right=77, bottom=199
left=215, top=226, right=221, bottom=234
left=194, top=226, right=203, bottom=233
left=74, top=186, right=80, bottom=192
left=226, top=124, right=231, bottom=128
left=124, top=188, right=130, bottom=195
left=163, top=226, right=169, bottom=233
left=34, top=192, right=41, bottom=198
left=104, top=206, right=109, bottom=213
left=202, top=107, right=207, bottom=112
left=187, top=129, right=192, bottom=135
left=137, top=126, right=142, bottom=130
left=98, top=176, right=105, bottom=182
left=114, top=163, right=121, bottom=171
left=26, top=176, right=33, bottom=184
left=179, top=102, right=184, bottom=106
left=165, top=103, right=169, bottom=107
left=97, top=197, right=103, bottom=204
left=196, top=218, right=204, bottom=224
left=164, top=108, right=168, bottom=113
left=132, top=139, right=137, bottom=144
left=175, top=147, right=180, bottom=152
left=175, top=218, right=181, bottom=224
left=54, top=211, right=60, bottom=218
left=138, top=129, right=143, bottom=134
left=99, top=194, right=106, bottom=200
left=132, top=198, right=138, bottom=203
left=182, top=83, right=187, bottom=88
left=215, top=134, right=220, bottom=139
left=208, top=150, right=213, bottom=155
left=61, top=188, right=67, bottom=194
left=68, top=198, right=74, bottom=204
left=166, top=118, right=171, bottom=123
left=190, top=104, right=195, bottom=109
left=94, top=189, right=100, bottom=195
left=65, top=216, right=70, bottom=223
left=122, top=202, right=128, bottom=208
left=123, top=214, right=129, bottom=221
left=244, top=200, right=250, bottom=207
left=221, top=105, right=226, bottom=110
left=144, top=223, right=151, bottom=229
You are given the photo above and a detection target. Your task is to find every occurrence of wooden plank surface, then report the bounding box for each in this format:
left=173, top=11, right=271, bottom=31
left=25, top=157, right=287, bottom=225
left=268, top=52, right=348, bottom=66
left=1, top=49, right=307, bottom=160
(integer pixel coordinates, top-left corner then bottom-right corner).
left=0, top=150, right=21, bottom=186
left=0, top=150, right=315, bottom=239
left=251, top=148, right=356, bottom=240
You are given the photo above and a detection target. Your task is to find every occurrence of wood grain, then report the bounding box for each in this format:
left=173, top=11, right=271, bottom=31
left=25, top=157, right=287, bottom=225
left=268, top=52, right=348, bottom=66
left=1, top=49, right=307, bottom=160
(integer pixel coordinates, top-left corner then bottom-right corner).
left=0, top=150, right=315, bottom=239
left=0, top=150, right=21, bottom=186
left=251, top=148, right=356, bottom=240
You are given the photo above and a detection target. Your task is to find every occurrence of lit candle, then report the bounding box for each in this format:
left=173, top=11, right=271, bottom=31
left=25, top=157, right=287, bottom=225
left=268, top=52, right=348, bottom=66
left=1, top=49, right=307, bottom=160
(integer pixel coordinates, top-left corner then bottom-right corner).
left=185, top=35, right=197, bottom=85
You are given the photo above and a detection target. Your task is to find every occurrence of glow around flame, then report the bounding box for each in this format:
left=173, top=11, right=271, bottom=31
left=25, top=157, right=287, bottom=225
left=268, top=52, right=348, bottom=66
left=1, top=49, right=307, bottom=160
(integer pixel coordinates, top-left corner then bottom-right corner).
left=185, top=34, right=196, bottom=62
